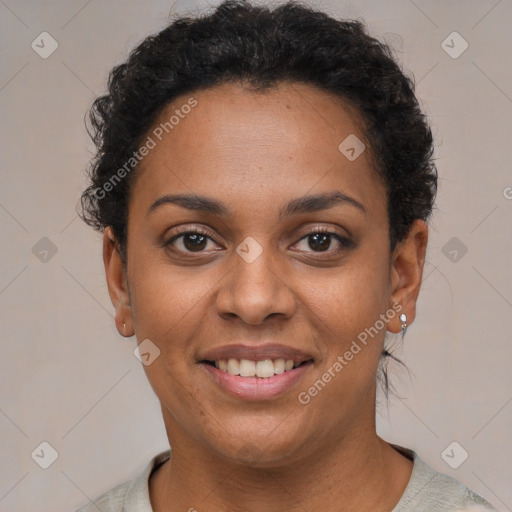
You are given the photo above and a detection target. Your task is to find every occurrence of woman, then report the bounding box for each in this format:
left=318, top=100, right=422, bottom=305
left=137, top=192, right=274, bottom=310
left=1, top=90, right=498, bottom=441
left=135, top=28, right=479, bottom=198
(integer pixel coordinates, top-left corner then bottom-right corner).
left=77, top=0, right=498, bottom=510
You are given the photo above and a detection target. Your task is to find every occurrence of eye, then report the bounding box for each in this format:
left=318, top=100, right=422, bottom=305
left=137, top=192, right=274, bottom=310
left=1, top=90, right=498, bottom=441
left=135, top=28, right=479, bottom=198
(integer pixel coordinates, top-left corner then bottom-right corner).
left=165, top=226, right=220, bottom=253
left=293, top=228, right=353, bottom=255
left=163, top=225, right=353, bottom=256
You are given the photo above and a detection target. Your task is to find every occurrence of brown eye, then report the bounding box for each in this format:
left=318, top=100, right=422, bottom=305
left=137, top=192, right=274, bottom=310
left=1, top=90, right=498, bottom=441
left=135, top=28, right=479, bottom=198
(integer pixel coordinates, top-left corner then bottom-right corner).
left=294, top=229, right=354, bottom=255
left=307, top=232, right=331, bottom=252
left=175, top=232, right=209, bottom=252
left=165, top=227, right=219, bottom=254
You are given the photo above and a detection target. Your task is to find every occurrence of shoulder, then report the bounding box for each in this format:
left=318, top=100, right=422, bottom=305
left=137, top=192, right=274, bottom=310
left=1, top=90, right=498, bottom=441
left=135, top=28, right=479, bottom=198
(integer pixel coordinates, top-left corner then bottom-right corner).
left=392, top=445, right=499, bottom=512
left=74, top=480, right=130, bottom=512
left=73, top=450, right=171, bottom=512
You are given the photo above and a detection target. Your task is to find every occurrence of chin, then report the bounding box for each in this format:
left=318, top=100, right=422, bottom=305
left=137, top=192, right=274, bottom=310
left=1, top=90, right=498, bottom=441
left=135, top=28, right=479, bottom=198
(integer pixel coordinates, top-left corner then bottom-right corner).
left=207, top=418, right=314, bottom=468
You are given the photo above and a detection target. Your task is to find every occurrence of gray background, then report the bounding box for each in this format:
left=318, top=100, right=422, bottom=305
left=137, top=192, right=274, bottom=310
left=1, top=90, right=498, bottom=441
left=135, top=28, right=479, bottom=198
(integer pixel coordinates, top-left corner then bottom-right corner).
left=1, top=0, right=511, bottom=510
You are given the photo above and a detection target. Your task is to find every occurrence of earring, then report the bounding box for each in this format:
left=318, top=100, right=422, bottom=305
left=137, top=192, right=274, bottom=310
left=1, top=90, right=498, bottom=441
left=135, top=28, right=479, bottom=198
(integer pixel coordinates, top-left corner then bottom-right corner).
left=122, top=322, right=130, bottom=339
left=400, top=313, right=407, bottom=340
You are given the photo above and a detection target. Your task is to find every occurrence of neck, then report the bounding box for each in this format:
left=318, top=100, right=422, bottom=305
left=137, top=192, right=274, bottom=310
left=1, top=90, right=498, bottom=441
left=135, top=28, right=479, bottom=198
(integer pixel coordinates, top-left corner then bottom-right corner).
left=150, top=409, right=413, bottom=512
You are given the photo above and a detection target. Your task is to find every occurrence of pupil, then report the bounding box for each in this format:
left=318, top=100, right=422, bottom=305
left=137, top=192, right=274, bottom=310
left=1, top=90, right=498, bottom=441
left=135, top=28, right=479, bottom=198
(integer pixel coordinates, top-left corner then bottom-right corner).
left=184, top=233, right=207, bottom=251
left=309, top=233, right=330, bottom=252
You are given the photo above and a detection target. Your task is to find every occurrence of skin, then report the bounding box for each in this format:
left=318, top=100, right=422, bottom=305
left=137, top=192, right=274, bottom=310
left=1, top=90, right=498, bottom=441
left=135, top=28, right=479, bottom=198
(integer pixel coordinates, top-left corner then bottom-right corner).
left=103, top=81, right=428, bottom=511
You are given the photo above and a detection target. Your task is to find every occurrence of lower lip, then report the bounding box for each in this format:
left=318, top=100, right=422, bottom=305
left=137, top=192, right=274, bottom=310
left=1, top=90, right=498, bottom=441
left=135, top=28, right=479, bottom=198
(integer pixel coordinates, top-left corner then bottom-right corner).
left=200, top=362, right=313, bottom=400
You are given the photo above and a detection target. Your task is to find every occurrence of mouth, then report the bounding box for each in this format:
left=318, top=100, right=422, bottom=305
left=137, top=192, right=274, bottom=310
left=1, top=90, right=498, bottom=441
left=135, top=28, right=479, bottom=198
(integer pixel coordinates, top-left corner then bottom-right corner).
left=198, top=343, right=315, bottom=400
left=201, top=358, right=313, bottom=378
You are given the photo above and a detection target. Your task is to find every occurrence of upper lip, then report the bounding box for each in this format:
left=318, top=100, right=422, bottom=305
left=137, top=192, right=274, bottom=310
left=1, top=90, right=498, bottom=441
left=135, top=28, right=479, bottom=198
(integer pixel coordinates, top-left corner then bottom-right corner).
left=199, top=343, right=314, bottom=363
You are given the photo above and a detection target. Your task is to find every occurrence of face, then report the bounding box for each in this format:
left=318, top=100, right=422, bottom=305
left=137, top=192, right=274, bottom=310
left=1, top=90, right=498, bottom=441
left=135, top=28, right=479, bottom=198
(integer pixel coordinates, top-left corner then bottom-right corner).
left=104, top=82, right=427, bottom=466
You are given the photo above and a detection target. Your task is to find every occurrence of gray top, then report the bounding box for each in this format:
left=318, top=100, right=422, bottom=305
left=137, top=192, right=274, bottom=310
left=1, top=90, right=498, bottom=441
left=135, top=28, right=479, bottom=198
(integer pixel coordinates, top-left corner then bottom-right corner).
left=75, top=446, right=498, bottom=511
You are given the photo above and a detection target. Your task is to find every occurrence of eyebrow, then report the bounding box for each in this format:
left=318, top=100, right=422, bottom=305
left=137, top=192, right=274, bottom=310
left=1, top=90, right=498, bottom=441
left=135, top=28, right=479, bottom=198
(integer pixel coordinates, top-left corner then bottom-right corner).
left=147, top=191, right=366, bottom=219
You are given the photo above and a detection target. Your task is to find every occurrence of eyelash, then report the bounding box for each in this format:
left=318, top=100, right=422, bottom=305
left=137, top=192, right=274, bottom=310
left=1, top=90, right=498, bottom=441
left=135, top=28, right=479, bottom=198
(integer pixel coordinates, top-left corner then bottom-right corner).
left=164, top=225, right=353, bottom=257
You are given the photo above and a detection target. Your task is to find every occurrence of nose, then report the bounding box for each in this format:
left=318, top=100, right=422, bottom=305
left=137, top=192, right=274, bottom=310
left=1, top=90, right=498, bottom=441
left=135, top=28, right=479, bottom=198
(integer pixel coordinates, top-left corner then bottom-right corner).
left=214, top=241, right=297, bottom=326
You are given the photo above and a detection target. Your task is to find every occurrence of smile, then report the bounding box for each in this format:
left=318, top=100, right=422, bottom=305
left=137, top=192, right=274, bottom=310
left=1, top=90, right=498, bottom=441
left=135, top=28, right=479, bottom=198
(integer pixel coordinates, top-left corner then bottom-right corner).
left=198, top=343, right=314, bottom=399
left=204, top=358, right=312, bottom=378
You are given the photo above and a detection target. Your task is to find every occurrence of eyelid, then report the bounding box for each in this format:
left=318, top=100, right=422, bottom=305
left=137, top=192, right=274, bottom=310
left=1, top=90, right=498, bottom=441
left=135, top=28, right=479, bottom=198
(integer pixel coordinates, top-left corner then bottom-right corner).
left=165, top=224, right=349, bottom=241
left=299, top=224, right=350, bottom=238
left=165, top=224, right=217, bottom=241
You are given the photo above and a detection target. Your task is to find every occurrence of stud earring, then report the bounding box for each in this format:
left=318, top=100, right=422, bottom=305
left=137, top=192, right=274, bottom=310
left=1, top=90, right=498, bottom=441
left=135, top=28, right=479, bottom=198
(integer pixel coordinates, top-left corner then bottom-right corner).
left=400, top=313, right=407, bottom=340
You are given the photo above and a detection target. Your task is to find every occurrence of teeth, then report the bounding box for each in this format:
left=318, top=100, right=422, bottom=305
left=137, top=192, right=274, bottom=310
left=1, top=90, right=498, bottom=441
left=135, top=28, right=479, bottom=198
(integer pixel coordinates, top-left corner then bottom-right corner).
left=213, top=358, right=303, bottom=378
left=273, top=358, right=285, bottom=374
left=239, top=359, right=256, bottom=377
left=227, top=358, right=240, bottom=375
left=255, top=359, right=274, bottom=378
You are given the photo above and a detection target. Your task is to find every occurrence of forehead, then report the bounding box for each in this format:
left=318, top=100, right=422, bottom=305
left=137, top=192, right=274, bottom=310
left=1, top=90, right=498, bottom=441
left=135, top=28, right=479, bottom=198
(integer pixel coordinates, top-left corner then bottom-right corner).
left=130, top=81, right=386, bottom=222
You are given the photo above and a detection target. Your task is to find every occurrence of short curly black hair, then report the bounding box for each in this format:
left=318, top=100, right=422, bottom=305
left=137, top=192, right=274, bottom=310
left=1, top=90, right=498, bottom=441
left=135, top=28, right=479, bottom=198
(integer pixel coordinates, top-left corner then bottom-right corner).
left=80, top=0, right=437, bottom=265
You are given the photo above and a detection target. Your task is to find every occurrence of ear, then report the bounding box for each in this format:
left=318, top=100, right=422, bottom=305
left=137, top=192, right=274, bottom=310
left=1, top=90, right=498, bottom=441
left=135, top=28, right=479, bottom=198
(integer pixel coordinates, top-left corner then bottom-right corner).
left=388, top=219, right=428, bottom=334
left=103, top=226, right=134, bottom=337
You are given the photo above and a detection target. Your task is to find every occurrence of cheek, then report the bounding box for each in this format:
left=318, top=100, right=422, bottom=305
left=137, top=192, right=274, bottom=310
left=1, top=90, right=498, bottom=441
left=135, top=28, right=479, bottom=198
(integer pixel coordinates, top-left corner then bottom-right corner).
left=128, top=247, right=213, bottom=341
left=297, top=250, right=391, bottom=408
left=303, top=251, right=390, bottom=340
left=128, top=257, right=211, bottom=408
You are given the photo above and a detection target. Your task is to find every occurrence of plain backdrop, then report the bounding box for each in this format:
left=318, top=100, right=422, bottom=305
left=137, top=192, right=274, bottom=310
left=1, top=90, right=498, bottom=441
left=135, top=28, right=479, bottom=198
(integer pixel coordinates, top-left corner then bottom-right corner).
left=0, top=0, right=511, bottom=511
